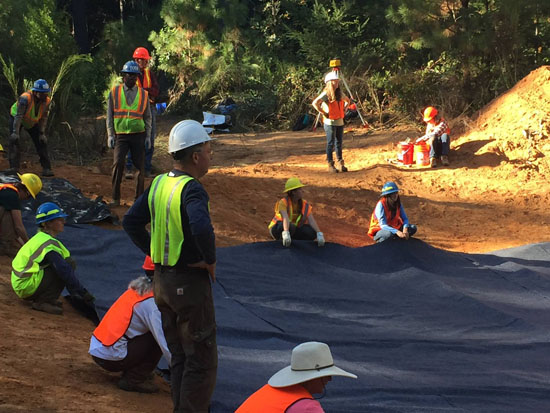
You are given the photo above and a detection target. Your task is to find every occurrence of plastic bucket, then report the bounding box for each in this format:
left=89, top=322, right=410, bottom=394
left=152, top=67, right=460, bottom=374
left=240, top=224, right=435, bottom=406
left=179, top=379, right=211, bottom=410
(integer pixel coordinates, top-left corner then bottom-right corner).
left=414, top=142, right=430, bottom=166
left=397, top=142, right=413, bottom=165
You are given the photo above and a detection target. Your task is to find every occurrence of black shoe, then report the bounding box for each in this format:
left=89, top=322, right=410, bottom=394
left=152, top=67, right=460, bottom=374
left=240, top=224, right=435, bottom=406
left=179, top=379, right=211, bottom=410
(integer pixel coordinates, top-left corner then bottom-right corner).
left=125, top=170, right=134, bottom=180
left=32, top=301, right=63, bottom=315
left=42, top=168, right=54, bottom=177
left=144, top=170, right=151, bottom=178
left=109, top=199, right=120, bottom=207
left=117, top=377, right=159, bottom=393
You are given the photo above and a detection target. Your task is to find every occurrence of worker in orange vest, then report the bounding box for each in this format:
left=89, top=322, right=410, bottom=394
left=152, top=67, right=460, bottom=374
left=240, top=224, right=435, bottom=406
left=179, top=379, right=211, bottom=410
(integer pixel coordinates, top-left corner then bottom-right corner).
left=0, top=173, right=42, bottom=255
left=89, top=256, right=171, bottom=393
left=367, top=181, right=417, bottom=243
left=268, top=178, right=325, bottom=247
left=416, top=106, right=451, bottom=168
left=126, top=46, right=160, bottom=179
left=235, top=342, right=357, bottom=412
left=8, top=79, right=54, bottom=177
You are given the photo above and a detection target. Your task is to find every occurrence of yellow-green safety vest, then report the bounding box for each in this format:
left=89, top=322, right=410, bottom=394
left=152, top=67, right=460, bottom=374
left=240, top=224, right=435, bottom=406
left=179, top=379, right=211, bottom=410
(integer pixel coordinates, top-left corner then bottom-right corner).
left=11, top=231, right=70, bottom=298
left=148, top=173, right=194, bottom=266
left=111, top=85, right=148, bottom=134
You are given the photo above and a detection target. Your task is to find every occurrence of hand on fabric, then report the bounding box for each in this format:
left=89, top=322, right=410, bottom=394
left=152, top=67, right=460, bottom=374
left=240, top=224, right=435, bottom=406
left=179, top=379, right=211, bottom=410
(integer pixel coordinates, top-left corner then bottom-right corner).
left=396, top=230, right=407, bottom=239
left=9, top=132, right=19, bottom=143
left=107, top=136, right=115, bottom=149
left=316, top=232, right=325, bottom=247
left=282, top=230, right=291, bottom=247
left=403, top=227, right=410, bottom=240
left=145, top=136, right=152, bottom=150
left=38, top=133, right=47, bottom=144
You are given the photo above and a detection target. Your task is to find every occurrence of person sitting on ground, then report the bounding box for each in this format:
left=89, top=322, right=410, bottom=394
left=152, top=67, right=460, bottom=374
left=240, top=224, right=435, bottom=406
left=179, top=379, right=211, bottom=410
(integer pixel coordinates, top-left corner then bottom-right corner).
left=235, top=341, right=357, bottom=412
left=367, top=181, right=417, bottom=243
left=11, top=202, right=95, bottom=315
left=89, top=256, right=171, bottom=394
left=0, top=173, right=42, bottom=255
left=268, top=178, right=325, bottom=247
left=8, top=79, right=55, bottom=177
left=416, top=106, right=451, bottom=168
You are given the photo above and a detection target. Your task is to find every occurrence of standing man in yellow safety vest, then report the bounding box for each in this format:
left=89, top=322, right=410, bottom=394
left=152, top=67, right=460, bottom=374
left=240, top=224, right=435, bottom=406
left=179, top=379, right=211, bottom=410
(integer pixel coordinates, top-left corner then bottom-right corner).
left=8, top=79, right=54, bottom=177
left=126, top=47, right=160, bottom=179
left=123, top=120, right=217, bottom=412
left=0, top=173, right=42, bottom=255
left=106, top=61, right=152, bottom=206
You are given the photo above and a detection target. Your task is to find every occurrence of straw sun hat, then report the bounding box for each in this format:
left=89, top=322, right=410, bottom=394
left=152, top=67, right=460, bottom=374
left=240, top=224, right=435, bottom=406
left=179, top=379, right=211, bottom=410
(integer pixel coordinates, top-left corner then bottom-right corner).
left=268, top=342, right=357, bottom=388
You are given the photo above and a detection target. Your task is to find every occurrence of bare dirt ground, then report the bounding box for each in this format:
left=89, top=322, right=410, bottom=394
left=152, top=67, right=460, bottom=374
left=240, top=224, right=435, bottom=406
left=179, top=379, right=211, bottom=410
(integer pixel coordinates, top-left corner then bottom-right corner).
left=1, top=66, right=550, bottom=412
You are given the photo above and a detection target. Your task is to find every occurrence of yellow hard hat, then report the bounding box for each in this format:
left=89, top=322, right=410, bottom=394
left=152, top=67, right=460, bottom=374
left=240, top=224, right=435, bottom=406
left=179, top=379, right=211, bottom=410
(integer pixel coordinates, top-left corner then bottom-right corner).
left=0, top=143, right=4, bottom=152
left=284, top=177, right=306, bottom=193
left=17, top=173, right=42, bottom=198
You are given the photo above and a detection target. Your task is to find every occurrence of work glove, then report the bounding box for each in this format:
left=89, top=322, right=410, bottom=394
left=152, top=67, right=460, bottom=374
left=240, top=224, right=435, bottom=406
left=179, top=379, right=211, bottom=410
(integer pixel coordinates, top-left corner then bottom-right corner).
left=145, top=136, right=152, bottom=150
left=282, top=230, right=291, bottom=247
left=38, top=133, right=47, bottom=144
left=9, top=132, right=19, bottom=143
left=107, top=135, right=115, bottom=149
left=316, top=232, right=325, bottom=247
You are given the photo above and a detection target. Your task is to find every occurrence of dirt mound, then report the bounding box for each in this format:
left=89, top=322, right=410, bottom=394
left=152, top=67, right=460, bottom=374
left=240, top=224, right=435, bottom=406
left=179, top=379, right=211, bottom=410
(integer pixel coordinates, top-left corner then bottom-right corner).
left=454, top=65, right=550, bottom=165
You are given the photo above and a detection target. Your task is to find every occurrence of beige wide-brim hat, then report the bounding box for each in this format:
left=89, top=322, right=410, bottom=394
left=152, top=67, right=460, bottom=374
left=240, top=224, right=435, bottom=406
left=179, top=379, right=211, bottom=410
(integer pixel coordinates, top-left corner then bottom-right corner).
left=268, top=342, right=357, bottom=388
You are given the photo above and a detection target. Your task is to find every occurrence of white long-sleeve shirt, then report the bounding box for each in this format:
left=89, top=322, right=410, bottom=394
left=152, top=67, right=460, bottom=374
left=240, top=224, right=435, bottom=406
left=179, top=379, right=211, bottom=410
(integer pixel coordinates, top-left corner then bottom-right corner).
left=89, top=297, right=171, bottom=364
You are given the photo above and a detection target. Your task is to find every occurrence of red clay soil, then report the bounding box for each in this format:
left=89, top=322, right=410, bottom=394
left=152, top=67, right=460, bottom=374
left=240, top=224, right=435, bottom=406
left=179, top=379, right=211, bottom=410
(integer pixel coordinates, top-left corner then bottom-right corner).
left=1, top=66, right=550, bottom=412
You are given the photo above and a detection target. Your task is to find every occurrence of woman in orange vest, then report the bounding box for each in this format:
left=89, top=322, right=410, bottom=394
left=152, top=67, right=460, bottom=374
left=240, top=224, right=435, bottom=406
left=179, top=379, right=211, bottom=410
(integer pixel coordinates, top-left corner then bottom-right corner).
left=368, top=181, right=417, bottom=243
left=269, top=178, right=324, bottom=247
left=312, top=71, right=351, bottom=173
left=416, top=106, right=451, bottom=168
left=89, top=256, right=171, bottom=393
left=236, top=341, right=357, bottom=412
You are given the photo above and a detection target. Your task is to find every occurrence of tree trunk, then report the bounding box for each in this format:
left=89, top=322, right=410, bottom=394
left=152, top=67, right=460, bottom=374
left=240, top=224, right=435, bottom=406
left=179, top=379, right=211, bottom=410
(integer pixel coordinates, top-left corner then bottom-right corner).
left=71, top=0, right=90, bottom=53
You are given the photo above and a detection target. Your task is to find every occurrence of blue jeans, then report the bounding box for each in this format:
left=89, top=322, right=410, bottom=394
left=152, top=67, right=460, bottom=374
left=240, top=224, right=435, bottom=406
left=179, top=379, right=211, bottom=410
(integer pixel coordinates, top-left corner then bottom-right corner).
left=324, top=124, right=344, bottom=163
left=374, top=224, right=418, bottom=243
left=429, top=133, right=450, bottom=158
left=127, top=106, right=156, bottom=172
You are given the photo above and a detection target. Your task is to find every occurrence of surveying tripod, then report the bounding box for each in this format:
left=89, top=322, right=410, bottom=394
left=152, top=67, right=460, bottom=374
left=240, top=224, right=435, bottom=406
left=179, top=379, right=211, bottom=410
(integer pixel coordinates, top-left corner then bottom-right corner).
left=311, top=58, right=369, bottom=131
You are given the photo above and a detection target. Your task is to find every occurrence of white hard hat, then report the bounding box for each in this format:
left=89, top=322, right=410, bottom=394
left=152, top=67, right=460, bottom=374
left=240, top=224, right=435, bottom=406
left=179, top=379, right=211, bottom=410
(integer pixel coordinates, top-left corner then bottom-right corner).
left=324, top=71, right=339, bottom=83
left=168, top=120, right=212, bottom=154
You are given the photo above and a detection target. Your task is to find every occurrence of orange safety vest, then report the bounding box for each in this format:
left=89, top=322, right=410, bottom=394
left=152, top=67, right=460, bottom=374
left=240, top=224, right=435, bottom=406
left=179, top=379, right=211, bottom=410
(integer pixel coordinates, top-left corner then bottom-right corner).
left=0, top=183, right=18, bottom=195
left=268, top=197, right=311, bottom=229
left=327, top=99, right=345, bottom=120
left=10, top=91, right=51, bottom=129
left=93, top=289, right=154, bottom=346
left=136, top=68, right=156, bottom=103
left=235, top=384, right=313, bottom=413
left=367, top=197, right=403, bottom=238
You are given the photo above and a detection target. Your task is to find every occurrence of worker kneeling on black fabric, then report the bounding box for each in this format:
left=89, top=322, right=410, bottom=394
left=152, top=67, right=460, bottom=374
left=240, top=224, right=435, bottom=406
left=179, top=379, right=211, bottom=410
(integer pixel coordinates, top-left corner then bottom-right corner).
left=89, top=256, right=171, bottom=394
left=11, top=202, right=95, bottom=315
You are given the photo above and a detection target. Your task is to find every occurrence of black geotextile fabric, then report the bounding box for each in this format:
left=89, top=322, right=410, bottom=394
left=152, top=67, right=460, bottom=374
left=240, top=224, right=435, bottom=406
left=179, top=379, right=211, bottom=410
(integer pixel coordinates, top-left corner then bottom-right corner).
left=46, top=223, right=550, bottom=412
left=0, top=173, right=113, bottom=224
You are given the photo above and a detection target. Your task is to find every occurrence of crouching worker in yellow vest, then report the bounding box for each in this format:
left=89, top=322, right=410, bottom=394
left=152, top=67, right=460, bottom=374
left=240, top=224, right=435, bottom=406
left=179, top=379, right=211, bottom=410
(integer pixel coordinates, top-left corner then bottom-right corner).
left=11, top=202, right=94, bottom=315
left=236, top=342, right=357, bottom=413
left=269, top=178, right=325, bottom=247
left=89, top=256, right=171, bottom=393
left=0, top=173, right=42, bottom=255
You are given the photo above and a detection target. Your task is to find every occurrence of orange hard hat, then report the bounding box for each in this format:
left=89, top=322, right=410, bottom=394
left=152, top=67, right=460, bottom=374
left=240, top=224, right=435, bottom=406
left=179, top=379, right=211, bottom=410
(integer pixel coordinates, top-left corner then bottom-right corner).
left=142, top=255, right=155, bottom=271
left=423, top=106, right=438, bottom=122
left=133, top=47, right=151, bottom=60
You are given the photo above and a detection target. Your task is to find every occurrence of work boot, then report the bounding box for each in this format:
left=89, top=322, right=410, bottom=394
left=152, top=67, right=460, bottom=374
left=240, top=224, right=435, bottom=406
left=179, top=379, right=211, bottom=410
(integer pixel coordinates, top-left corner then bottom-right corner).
left=41, top=168, right=54, bottom=177
left=339, top=160, right=348, bottom=172
left=109, top=199, right=120, bottom=207
left=125, top=169, right=134, bottom=180
left=328, top=161, right=339, bottom=173
left=430, top=157, right=438, bottom=168
left=32, top=301, right=63, bottom=315
left=117, top=377, right=159, bottom=393
left=144, top=170, right=151, bottom=178
left=441, top=155, right=450, bottom=166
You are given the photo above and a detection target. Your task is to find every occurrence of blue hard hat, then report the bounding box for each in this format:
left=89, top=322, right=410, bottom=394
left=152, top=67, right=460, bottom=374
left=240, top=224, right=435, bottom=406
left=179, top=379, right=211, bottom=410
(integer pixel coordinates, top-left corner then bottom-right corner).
left=121, top=60, right=141, bottom=74
left=380, top=181, right=399, bottom=196
left=31, top=79, right=50, bottom=93
left=36, top=202, right=68, bottom=225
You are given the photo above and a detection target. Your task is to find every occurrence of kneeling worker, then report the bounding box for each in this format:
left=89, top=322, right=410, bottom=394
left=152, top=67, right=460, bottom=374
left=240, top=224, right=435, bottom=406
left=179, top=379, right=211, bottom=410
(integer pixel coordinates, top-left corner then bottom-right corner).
left=236, top=341, right=357, bottom=412
left=89, top=256, right=171, bottom=393
left=0, top=173, right=42, bottom=254
left=11, top=202, right=94, bottom=315
left=268, top=178, right=325, bottom=247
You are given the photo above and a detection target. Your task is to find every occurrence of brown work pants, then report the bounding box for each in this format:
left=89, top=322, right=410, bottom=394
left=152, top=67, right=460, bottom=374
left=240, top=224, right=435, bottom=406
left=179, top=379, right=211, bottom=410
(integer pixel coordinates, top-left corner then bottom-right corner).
left=111, top=132, right=145, bottom=202
left=0, top=208, right=19, bottom=256
left=92, top=332, right=163, bottom=384
left=154, top=266, right=218, bottom=413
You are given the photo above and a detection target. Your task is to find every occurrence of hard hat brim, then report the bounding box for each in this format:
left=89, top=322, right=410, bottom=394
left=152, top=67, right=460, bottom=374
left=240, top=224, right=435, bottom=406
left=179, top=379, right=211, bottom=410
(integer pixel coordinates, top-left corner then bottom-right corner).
left=283, top=183, right=305, bottom=193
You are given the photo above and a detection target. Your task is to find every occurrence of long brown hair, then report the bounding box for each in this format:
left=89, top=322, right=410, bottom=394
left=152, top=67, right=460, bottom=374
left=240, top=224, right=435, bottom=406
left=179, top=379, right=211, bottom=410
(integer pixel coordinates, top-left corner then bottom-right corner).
left=324, top=81, right=343, bottom=102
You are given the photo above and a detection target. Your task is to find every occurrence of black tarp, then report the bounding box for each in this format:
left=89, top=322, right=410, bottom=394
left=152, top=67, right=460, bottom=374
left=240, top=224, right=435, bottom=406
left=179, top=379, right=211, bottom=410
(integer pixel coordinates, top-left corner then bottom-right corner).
left=48, top=222, right=550, bottom=412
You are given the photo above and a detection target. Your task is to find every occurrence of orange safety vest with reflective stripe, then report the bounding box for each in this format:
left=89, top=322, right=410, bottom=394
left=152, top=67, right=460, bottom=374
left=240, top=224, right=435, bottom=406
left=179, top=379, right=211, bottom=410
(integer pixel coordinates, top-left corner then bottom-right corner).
left=367, top=197, right=403, bottom=238
left=111, top=85, right=148, bottom=134
left=92, top=288, right=154, bottom=346
left=10, top=91, right=51, bottom=129
left=235, top=384, right=313, bottom=413
left=268, top=197, right=311, bottom=229
left=327, top=99, right=345, bottom=120
left=136, top=68, right=155, bottom=103
left=0, top=184, right=18, bottom=212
